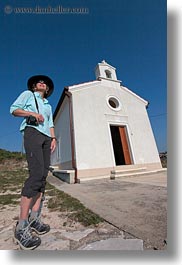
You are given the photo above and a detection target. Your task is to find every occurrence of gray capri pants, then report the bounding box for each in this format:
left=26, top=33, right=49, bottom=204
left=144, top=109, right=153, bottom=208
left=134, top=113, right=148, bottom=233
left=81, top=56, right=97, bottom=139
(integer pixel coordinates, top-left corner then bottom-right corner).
left=21, top=127, right=51, bottom=198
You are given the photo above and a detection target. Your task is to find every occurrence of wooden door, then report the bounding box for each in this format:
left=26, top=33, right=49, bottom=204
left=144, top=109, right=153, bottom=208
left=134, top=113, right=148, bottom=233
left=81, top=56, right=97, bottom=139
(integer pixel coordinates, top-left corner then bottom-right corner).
left=119, top=127, right=132, bottom=165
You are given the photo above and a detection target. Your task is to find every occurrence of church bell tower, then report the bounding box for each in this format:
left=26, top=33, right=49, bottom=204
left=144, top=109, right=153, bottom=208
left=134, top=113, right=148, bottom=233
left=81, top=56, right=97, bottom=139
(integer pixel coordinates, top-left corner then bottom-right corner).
left=95, top=60, right=120, bottom=82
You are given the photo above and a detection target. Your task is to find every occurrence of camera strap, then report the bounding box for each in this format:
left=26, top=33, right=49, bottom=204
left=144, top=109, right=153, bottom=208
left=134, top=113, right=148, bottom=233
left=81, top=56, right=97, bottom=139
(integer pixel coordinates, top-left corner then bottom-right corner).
left=32, top=92, right=39, bottom=113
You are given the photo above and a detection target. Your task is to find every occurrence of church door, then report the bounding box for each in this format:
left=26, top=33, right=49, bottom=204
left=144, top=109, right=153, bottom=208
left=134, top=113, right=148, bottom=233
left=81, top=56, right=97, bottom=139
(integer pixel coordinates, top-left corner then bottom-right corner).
left=110, top=125, right=132, bottom=166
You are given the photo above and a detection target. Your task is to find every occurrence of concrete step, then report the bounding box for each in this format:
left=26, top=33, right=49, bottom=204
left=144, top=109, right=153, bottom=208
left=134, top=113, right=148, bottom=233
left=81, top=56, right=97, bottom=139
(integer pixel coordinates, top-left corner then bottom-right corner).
left=79, top=168, right=147, bottom=183
left=111, top=167, right=147, bottom=176
left=78, top=168, right=166, bottom=182
left=111, top=168, right=167, bottom=179
left=52, top=169, right=75, bottom=184
left=79, top=175, right=110, bottom=182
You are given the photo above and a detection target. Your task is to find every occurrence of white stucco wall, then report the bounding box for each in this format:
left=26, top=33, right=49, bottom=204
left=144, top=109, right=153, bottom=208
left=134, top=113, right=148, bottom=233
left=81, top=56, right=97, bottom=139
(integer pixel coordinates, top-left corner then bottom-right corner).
left=69, top=79, right=160, bottom=170
left=51, top=97, right=72, bottom=167
left=119, top=85, right=160, bottom=164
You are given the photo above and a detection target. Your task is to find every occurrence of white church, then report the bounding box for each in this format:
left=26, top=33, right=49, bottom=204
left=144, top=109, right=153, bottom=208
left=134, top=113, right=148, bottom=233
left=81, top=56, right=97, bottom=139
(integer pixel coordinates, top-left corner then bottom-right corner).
left=51, top=60, right=163, bottom=183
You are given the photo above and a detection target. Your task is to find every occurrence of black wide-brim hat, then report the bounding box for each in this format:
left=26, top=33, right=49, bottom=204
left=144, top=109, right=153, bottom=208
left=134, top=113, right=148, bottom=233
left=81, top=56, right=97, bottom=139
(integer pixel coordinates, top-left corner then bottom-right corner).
left=27, top=75, right=54, bottom=98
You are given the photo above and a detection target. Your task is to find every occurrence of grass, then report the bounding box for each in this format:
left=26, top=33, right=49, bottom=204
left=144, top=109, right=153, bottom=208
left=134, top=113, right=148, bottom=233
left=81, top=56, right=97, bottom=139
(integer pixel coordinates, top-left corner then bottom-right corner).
left=0, top=194, right=20, bottom=205
left=0, top=169, right=26, bottom=193
left=0, top=167, right=27, bottom=207
left=46, top=183, right=104, bottom=226
left=0, top=158, right=104, bottom=226
left=0, top=148, right=25, bottom=162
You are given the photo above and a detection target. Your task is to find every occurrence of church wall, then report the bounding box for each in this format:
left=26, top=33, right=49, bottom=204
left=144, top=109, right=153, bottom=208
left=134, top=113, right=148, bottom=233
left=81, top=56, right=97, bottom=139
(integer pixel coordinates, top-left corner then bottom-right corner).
left=51, top=61, right=162, bottom=179
left=51, top=97, right=73, bottom=169
left=70, top=79, right=161, bottom=171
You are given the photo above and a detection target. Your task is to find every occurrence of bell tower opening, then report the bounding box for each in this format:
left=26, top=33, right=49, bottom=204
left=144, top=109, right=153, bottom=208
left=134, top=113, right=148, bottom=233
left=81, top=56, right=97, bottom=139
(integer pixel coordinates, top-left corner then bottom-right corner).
left=95, top=60, right=120, bottom=82
left=105, top=69, right=112, bottom=79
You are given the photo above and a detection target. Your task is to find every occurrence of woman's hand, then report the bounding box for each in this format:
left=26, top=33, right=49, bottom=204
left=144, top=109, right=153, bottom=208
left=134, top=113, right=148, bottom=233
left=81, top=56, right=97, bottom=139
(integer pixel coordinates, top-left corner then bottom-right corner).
left=33, top=113, right=44, bottom=123
left=50, top=138, right=57, bottom=153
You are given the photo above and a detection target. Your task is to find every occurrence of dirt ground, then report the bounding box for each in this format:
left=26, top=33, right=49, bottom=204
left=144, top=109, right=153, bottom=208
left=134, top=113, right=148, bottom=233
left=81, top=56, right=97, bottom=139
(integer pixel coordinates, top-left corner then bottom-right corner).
left=0, top=199, right=125, bottom=250
left=0, top=160, right=124, bottom=250
left=0, top=159, right=167, bottom=250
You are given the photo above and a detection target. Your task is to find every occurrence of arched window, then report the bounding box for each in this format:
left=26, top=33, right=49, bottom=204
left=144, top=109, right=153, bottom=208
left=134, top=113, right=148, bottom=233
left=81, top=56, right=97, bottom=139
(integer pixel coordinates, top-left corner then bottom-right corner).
left=105, top=70, right=112, bottom=79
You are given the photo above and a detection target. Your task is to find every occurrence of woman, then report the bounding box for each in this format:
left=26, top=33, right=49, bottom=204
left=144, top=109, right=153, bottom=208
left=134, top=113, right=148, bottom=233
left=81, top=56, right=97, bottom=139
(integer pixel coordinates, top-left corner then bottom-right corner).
left=10, top=75, right=56, bottom=250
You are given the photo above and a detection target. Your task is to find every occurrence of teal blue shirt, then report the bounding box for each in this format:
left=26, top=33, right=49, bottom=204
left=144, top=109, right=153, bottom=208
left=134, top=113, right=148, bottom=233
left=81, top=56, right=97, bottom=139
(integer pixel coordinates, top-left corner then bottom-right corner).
left=10, top=90, right=54, bottom=137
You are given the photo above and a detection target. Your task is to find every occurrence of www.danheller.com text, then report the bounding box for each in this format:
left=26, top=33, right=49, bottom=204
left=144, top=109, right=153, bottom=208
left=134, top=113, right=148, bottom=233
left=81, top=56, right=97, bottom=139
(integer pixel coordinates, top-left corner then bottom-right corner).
left=4, top=5, right=89, bottom=15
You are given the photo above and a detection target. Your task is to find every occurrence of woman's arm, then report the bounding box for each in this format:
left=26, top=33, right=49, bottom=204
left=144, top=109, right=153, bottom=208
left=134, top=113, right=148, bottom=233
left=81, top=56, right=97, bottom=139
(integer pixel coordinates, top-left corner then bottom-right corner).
left=10, top=91, right=44, bottom=123
left=12, top=109, right=44, bottom=123
left=50, top=127, right=57, bottom=153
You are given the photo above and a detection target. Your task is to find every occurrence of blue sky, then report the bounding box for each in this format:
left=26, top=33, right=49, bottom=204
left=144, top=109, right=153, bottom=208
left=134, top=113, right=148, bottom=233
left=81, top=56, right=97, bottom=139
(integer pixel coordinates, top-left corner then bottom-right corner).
left=0, top=0, right=166, bottom=152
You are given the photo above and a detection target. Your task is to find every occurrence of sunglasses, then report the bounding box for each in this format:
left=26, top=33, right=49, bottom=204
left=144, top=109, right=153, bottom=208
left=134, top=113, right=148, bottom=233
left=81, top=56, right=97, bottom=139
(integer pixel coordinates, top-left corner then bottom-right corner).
left=37, top=80, right=46, bottom=84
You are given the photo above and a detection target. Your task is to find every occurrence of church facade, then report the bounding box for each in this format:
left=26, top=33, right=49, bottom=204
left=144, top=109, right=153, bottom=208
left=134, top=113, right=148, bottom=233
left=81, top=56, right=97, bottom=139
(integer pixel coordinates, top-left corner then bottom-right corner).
left=51, top=61, right=162, bottom=183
